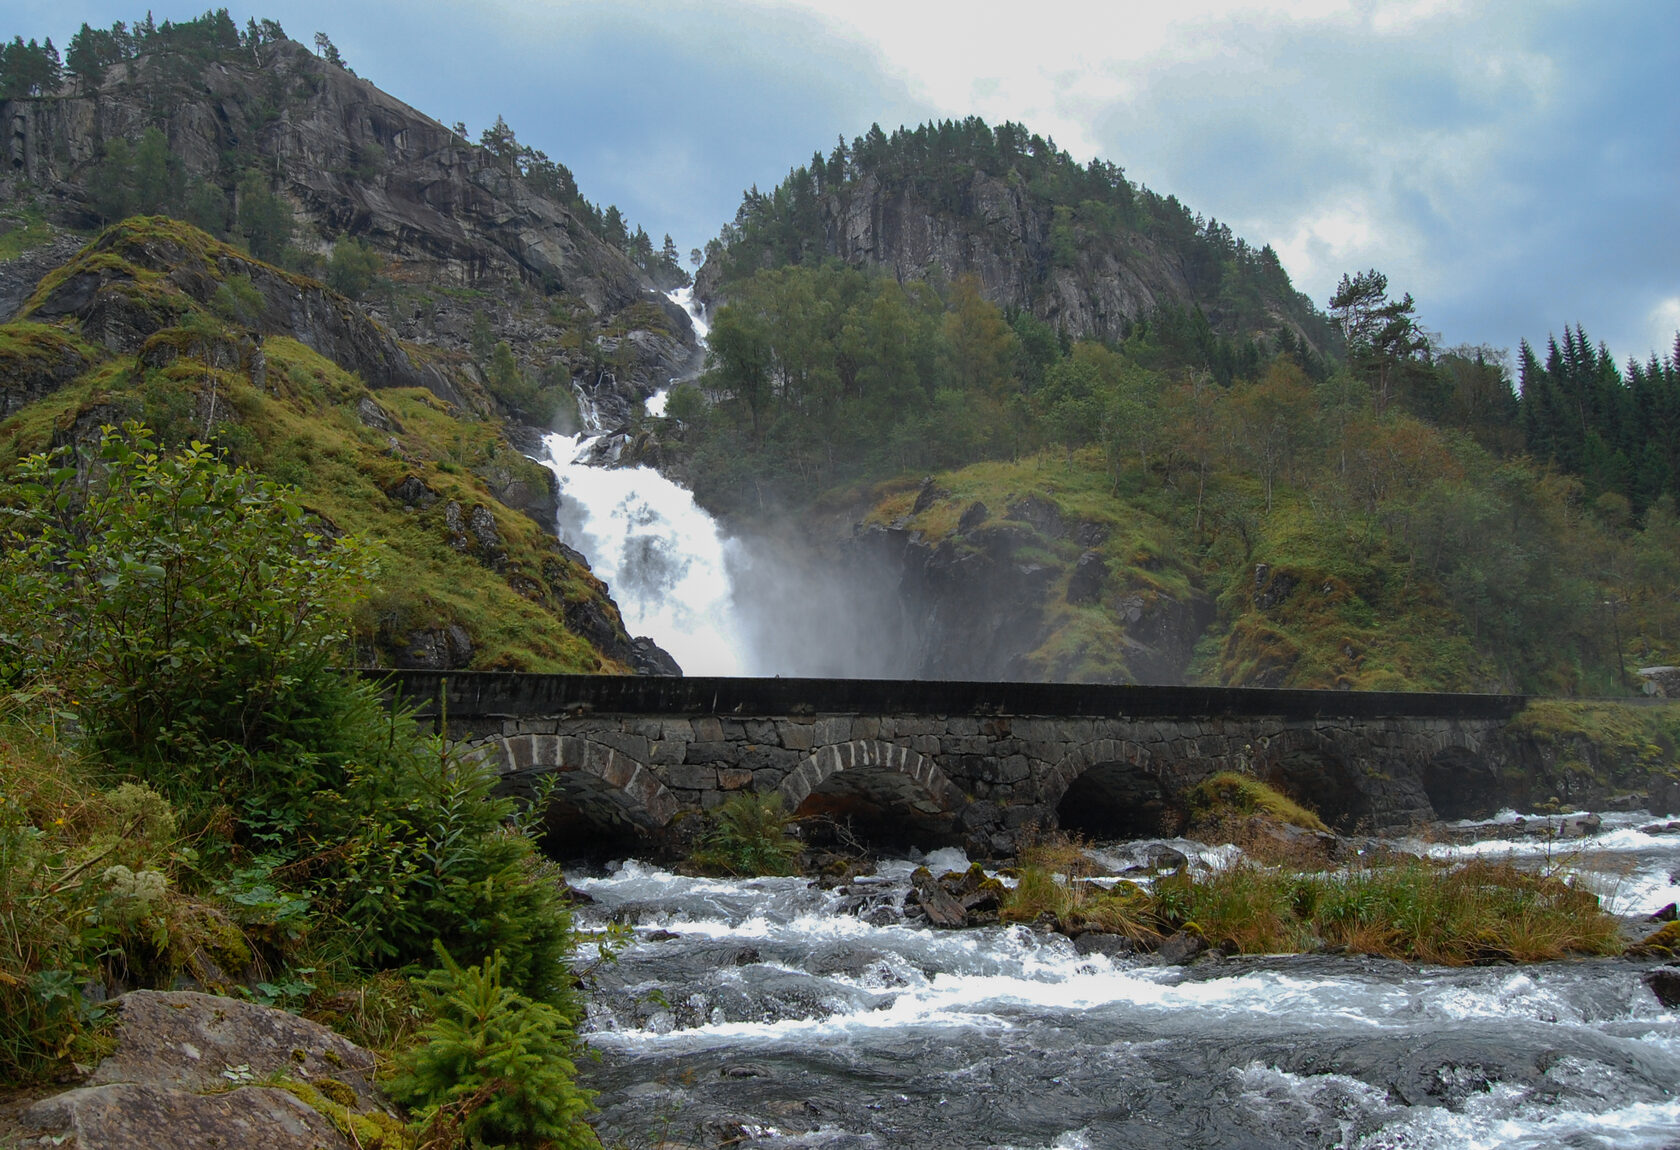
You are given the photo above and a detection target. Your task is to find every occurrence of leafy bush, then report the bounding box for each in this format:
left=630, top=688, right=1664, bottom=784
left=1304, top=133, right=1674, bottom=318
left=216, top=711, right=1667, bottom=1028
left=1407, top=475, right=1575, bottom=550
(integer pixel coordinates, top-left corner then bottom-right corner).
left=387, top=944, right=597, bottom=1150
left=688, top=792, right=800, bottom=876
left=0, top=423, right=370, bottom=781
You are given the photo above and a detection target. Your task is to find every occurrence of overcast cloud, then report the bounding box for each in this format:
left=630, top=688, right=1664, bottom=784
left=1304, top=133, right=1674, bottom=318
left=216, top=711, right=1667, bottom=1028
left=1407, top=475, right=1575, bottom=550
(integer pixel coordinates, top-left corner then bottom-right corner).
left=11, top=0, right=1676, bottom=363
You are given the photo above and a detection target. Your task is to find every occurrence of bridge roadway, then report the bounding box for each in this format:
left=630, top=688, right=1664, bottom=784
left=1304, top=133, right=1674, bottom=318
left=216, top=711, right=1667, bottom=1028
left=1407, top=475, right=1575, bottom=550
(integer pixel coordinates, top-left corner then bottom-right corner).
left=371, top=671, right=1535, bottom=853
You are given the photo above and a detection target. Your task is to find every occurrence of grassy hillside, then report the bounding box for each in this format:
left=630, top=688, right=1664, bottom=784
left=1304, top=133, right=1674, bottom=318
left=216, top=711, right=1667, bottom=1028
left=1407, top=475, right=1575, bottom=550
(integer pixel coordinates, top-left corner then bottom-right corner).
left=1, top=216, right=635, bottom=672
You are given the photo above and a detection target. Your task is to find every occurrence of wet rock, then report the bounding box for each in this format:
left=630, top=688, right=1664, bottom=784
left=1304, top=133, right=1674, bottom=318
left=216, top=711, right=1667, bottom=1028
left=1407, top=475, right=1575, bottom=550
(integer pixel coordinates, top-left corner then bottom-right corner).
left=1073, top=931, right=1136, bottom=958
left=910, top=866, right=969, bottom=928
left=1646, top=966, right=1680, bottom=1008
left=1628, top=921, right=1680, bottom=958
left=646, top=929, right=680, bottom=942
left=630, top=636, right=683, bottom=676
left=956, top=500, right=990, bottom=534
left=1005, top=495, right=1065, bottom=538
left=1145, top=845, right=1189, bottom=871
left=0, top=323, right=90, bottom=417
left=910, top=476, right=944, bottom=515
left=1156, top=930, right=1208, bottom=965
left=385, top=473, right=439, bottom=508
left=356, top=395, right=398, bottom=431
left=402, top=624, right=474, bottom=669
left=1066, top=550, right=1109, bottom=605
left=1649, top=903, right=1678, bottom=923
left=720, top=1063, right=771, bottom=1078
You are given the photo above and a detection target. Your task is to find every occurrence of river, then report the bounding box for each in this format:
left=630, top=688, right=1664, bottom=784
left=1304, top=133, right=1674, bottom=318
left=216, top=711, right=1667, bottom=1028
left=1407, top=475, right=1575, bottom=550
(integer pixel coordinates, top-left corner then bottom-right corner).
left=535, top=292, right=1680, bottom=1148
left=568, top=817, right=1680, bottom=1149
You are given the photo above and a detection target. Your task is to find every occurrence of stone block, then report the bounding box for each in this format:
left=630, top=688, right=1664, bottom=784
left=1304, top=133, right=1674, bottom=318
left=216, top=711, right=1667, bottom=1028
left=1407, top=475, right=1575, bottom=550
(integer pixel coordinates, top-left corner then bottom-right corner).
left=666, top=764, right=717, bottom=790
left=851, top=716, right=880, bottom=740
left=686, top=741, right=740, bottom=765
left=753, top=768, right=786, bottom=791
left=630, top=719, right=664, bottom=739
left=720, top=718, right=747, bottom=740
left=746, top=719, right=779, bottom=744
left=507, top=735, right=535, bottom=772
left=778, top=722, right=815, bottom=750
left=1003, top=804, right=1044, bottom=829
left=739, top=745, right=800, bottom=774
left=815, top=717, right=851, bottom=745
left=693, top=716, right=725, bottom=743
left=946, top=717, right=980, bottom=737
left=718, top=768, right=754, bottom=791
left=662, top=719, right=695, bottom=741
left=700, top=789, right=729, bottom=810
left=650, top=739, right=686, bottom=765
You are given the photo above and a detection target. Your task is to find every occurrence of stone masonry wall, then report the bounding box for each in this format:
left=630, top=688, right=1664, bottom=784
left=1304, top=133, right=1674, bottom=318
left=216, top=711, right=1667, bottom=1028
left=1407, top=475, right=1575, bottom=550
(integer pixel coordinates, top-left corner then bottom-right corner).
left=453, top=707, right=1515, bottom=854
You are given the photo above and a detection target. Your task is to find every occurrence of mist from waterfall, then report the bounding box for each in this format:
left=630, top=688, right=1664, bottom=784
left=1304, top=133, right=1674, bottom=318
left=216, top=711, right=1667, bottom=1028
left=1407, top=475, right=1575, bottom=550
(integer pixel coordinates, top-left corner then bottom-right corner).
left=538, top=287, right=907, bottom=677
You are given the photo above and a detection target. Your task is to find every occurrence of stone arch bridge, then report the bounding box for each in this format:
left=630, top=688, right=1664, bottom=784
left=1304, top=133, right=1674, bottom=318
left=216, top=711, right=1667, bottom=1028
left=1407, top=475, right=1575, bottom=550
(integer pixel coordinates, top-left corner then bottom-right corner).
left=374, top=672, right=1533, bottom=854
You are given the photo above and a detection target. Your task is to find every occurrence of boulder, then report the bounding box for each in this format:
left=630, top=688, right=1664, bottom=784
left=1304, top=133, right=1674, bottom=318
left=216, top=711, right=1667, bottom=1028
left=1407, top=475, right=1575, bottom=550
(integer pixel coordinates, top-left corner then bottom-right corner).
left=21, top=990, right=390, bottom=1150
left=22, top=1083, right=353, bottom=1150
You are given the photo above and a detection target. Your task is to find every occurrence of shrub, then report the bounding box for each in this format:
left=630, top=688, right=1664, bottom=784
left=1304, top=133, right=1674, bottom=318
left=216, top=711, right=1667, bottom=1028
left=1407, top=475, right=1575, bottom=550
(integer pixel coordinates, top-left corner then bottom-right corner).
left=0, top=423, right=370, bottom=779
left=387, top=944, right=597, bottom=1150
left=688, top=792, right=800, bottom=876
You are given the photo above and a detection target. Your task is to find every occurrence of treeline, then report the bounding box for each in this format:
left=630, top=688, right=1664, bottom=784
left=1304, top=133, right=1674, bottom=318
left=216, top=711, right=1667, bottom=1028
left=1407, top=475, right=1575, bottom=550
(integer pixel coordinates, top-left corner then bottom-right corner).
left=671, top=260, right=1680, bottom=692
left=706, top=115, right=1335, bottom=349
left=1518, top=328, right=1680, bottom=514
left=1, top=10, right=288, bottom=97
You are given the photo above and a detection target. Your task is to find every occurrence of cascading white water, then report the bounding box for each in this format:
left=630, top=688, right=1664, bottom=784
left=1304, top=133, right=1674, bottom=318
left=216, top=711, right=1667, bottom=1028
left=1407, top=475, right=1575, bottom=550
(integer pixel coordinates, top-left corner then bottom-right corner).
left=569, top=820, right=1680, bottom=1149
left=537, top=287, right=751, bottom=675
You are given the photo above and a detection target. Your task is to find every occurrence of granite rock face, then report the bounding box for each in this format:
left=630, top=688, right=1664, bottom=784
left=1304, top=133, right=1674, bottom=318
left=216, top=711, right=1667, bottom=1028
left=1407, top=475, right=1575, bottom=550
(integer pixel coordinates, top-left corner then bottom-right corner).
left=20, top=990, right=390, bottom=1150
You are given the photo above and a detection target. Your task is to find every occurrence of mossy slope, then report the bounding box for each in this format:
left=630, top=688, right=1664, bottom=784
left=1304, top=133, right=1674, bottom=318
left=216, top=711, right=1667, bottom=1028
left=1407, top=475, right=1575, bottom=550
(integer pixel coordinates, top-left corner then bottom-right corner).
left=2, top=217, right=634, bottom=672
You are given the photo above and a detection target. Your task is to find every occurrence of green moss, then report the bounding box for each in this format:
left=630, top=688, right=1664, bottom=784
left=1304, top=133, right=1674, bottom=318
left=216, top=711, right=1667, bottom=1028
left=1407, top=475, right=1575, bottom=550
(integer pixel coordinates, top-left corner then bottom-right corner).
left=1507, top=701, right=1680, bottom=786
left=1186, top=771, right=1328, bottom=832
left=0, top=206, right=58, bottom=260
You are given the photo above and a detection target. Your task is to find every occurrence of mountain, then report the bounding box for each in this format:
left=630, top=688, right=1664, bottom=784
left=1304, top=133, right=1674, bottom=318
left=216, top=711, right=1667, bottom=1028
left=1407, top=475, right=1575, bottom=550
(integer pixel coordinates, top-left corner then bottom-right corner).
left=0, top=16, right=698, bottom=409
left=0, top=17, right=698, bottom=674
left=696, top=117, right=1339, bottom=363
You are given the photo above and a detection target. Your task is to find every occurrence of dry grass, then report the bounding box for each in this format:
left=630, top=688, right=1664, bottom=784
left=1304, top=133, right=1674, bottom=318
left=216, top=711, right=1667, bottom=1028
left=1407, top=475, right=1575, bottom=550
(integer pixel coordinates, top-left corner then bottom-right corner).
left=998, top=832, right=1623, bottom=964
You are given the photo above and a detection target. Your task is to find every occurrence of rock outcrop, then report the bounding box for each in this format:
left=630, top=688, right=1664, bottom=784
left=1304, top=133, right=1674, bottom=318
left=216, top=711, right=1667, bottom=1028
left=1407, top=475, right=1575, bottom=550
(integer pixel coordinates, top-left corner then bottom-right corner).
left=19, top=990, right=395, bottom=1150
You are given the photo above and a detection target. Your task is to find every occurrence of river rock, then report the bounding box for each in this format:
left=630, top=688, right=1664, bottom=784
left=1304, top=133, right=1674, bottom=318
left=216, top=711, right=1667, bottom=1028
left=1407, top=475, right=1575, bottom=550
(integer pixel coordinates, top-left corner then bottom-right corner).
left=1646, top=966, right=1680, bottom=1009
left=1156, top=930, right=1208, bottom=965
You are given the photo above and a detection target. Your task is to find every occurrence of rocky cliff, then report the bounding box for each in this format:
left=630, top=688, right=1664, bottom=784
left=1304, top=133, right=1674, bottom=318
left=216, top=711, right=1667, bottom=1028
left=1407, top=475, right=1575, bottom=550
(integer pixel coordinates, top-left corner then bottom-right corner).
left=1, top=36, right=696, bottom=402
left=696, top=120, right=1337, bottom=354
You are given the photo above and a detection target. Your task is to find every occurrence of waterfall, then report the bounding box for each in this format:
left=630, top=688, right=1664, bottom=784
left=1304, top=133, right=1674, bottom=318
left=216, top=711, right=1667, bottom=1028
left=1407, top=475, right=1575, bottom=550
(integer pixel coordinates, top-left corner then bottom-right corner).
left=537, top=288, right=749, bottom=676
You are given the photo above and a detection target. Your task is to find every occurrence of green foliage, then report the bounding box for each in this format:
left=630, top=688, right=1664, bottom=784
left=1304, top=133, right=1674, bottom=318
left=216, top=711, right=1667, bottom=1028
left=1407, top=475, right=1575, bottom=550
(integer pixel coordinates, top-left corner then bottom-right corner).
left=689, top=792, right=800, bottom=876
left=0, top=423, right=369, bottom=776
left=326, top=236, right=382, bottom=300
left=0, top=35, right=62, bottom=99
left=709, top=114, right=1337, bottom=356
left=236, top=169, right=294, bottom=263
left=388, top=945, right=597, bottom=1150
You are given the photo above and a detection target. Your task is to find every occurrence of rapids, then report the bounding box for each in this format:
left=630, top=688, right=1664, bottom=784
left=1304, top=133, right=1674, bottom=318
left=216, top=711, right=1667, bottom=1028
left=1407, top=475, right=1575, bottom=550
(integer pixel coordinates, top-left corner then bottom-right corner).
left=568, top=823, right=1680, bottom=1150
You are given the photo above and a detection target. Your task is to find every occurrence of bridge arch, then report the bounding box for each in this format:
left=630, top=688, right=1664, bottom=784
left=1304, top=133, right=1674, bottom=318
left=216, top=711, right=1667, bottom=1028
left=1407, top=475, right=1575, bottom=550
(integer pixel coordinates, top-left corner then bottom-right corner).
left=1044, top=739, right=1180, bottom=838
left=462, top=733, right=679, bottom=837
left=778, top=739, right=966, bottom=848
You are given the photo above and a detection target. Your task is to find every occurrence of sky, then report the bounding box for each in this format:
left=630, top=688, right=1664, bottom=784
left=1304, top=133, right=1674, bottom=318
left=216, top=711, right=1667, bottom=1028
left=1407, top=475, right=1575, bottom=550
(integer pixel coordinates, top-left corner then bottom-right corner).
left=11, top=0, right=1678, bottom=365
